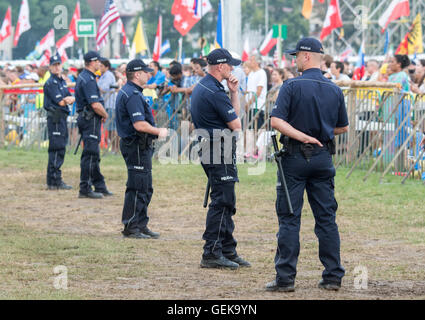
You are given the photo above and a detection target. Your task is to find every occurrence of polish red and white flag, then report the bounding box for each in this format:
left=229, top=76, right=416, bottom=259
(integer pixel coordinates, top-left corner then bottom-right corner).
left=56, top=31, right=74, bottom=63
left=378, top=0, right=410, bottom=33
left=259, top=29, right=277, bottom=56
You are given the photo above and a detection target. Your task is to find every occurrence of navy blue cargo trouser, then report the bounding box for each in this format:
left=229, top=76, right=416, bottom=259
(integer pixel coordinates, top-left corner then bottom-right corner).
left=274, top=147, right=345, bottom=285
left=77, top=113, right=107, bottom=194
left=47, top=116, right=68, bottom=186
left=120, top=137, right=153, bottom=234
left=201, top=161, right=239, bottom=260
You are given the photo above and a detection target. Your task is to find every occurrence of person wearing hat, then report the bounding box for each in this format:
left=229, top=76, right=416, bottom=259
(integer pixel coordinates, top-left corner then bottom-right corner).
left=267, top=37, right=348, bottom=292
left=75, top=51, right=112, bottom=199
left=190, top=48, right=251, bottom=269
left=115, top=59, right=168, bottom=239
left=43, top=53, right=75, bottom=190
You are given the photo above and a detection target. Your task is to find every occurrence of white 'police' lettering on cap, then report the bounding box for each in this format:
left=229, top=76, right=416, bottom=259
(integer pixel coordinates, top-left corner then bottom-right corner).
left=133, top=67, right=142, bottom=70
left=300, top=46, right=312, bottom=50
left=216, top=58, right=227, bottom=63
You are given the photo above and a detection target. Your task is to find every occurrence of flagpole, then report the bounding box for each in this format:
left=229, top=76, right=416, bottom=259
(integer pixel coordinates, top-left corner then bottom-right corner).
left=141, top=18, right=151, bottom=58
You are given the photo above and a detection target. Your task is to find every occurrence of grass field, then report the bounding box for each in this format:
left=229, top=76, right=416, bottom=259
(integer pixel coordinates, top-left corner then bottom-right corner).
left=0, top=148, right=424, bottom=300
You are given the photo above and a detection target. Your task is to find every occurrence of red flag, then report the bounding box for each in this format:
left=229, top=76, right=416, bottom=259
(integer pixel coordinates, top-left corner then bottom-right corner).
left=153, top=16, right=162, bottom=61
left=36, top=50, right=51, bottom=67
left=318, top=0, right=325, bottom=3
left=37, top=29, right=55, bottom=54
left=395, top=33, right=409, bottom=54
left=242, top=38, right=250, bottom=62
left=172, top=0, right=200, bottom=36
left=0, top=6, right=12, bottom=44
left=13, top=0, right=31, bottom=47
left=69, top=1, right=81, bottom=42
left=320, top=0, right=343, bottom=41
left=378, top=0, right=410, bottom=33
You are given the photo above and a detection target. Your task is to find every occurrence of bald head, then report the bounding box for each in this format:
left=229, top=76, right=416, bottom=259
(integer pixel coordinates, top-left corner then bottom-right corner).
left=296, top=51, right=322, bottom=72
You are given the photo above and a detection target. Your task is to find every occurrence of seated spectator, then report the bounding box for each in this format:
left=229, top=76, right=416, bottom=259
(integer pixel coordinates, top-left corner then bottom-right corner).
left=330, top=61, right=351, bottom=81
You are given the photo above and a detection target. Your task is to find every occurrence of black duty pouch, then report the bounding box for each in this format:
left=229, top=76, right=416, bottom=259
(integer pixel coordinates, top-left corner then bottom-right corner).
left=300, top=144, right=314, bottom=162
left=136, top=132, right=158, bottom=150
left=328, top=138, right=336, bottom=155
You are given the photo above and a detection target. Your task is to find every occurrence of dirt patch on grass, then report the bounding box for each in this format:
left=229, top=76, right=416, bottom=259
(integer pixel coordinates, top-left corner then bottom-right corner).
left=1, top=165, right=425, bottom=300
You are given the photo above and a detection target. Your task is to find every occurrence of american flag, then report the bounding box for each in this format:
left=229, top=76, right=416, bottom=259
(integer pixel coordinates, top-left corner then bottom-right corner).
left=96, top=0, right=120, bottom=50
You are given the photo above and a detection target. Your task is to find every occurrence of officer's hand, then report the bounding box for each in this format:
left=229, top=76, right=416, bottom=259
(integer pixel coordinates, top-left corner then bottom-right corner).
left=158, top=128, right=168, bottom=139
left=226, top=74, right=239, bottom=93
left=303, top=136, right=323, bottom=147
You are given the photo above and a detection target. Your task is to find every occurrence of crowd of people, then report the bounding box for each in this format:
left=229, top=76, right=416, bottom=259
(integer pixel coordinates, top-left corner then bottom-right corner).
left=1, top=51, right=424, bottom=151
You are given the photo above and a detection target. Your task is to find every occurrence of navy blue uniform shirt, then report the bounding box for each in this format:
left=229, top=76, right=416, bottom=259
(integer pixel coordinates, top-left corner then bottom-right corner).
left=115, top=81, right=156, bottom=139
left=43, top=73, right=72, bottom=114
left=75, top=69, right=104, bottom=113
left=271, top=68, right=349, bottom=143
left=190, top=73, right=238, bottom=136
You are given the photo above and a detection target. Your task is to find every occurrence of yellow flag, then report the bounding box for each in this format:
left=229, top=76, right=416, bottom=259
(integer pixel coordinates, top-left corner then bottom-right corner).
left=132, top=18, right=147, bottom=54
left=408, top=13, right=423, bottom=54
left=302, top=0, right=313, bottom=20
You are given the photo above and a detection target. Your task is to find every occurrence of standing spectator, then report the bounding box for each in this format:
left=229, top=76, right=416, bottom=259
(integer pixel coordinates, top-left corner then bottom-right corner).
left=246, top=55, right=268, bottom=128
left=321, top=54, right=333, bottom=79
left=98, top=58, right=119, bottom=153
left=388, top=54, right=410, bottom=92
left=330, top=61, right=351, bottom=81
left=362, top=60, right=380, bottom=81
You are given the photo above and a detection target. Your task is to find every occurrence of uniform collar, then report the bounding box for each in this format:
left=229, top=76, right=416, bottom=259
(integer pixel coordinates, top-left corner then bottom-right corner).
left=84, top=68, right=96, bottom=77
left=51, top=73, right=64, bottom=81
left=206, top=73, right=224, bottom=90
left=128, top=80, right=144, bottom=93
left=301, top=68, right=322, bottom=76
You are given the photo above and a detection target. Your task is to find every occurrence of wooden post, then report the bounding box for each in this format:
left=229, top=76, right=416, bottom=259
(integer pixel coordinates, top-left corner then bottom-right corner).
left=0, top=89, right=4, bottom=148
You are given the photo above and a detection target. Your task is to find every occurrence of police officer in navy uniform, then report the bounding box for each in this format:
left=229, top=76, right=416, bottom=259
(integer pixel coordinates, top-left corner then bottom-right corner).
left=266, top=38, right=348, bottom=292
left=115, top=59, right=168, bottom=239
left=191, top=48, right=250, bottom=269
left=43, top=53, right=74, bottom=190
left=75, top=51, right=113, bottom=199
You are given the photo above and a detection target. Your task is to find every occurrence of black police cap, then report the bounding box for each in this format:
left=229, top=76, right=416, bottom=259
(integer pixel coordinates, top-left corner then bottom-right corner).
left=285, top=37, right=324, bottom=56
left=207, top=48, right=241, bottom=66
left=49, top=53, right=62, bottom=66
left=83, top=51, right=101, bottom=63
left=126, top=59, right=154, bottom=73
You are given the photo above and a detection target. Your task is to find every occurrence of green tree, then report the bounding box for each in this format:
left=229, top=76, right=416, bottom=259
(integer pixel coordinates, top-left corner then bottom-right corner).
left=0, top=0, right=93, bottom=60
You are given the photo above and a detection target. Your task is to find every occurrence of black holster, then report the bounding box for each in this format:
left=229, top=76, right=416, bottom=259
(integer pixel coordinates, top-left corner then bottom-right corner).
left=136, top=132, right=157, bottom=150
left=82, top=107, right=96, bottom=121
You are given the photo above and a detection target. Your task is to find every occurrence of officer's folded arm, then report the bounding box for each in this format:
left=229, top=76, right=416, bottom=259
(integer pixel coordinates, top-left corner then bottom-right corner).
left=91, top=102, right=108, bottom=119
left=133, top=120, right=168, bottom=138
left=271, top=116, right=323, bottom=147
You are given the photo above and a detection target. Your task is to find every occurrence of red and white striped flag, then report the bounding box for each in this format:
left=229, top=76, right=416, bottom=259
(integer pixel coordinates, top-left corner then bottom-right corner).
left=152, top=16, right=162, bottom=62
left=56, top=31, right=74, bottom=63
left=96, top=0, right=120, bottom=50
left=69, top=1, right=81, bottom=42
left=36, top=50, right=51, bottom=67
left=0, top=6, right=12, bottom=44
left=13, top=0, right=31, bottom=47
left=378, top=0, right=410, bottom=33
left=259, top=29, right=277, bottom=56
left=116, top=18, right=129, bottom=46
left=37, top=28, right=55, bottom=54
left=320, top=0, right=343, bottom=40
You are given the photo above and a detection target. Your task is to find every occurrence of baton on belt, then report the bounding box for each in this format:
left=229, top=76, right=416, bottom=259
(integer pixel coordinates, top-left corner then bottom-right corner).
left=271, top=134, right=294, bottom=215
left=203, top=179, right=210, bottom=208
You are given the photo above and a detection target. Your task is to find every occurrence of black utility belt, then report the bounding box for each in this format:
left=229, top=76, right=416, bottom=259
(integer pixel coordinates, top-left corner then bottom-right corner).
left=285, top=138, right=336, bottom=160
left=79, top=107, right=100, bottom=121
